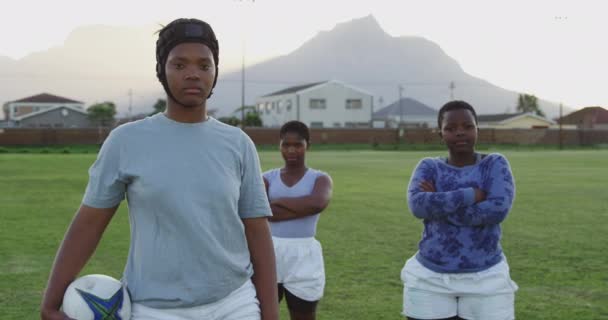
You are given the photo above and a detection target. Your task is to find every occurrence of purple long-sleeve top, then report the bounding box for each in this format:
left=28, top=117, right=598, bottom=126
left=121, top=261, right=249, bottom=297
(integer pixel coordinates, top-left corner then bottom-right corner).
left=407, top=153, right=515, bottom=273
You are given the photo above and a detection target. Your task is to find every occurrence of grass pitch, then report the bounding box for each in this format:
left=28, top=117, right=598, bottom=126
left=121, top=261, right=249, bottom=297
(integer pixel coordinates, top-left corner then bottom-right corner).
left=0, top=150, right=606, bottom=319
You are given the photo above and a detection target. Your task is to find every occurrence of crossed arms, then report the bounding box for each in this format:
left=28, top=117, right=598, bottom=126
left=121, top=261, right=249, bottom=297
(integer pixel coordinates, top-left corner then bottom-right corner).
left=264, top=174, right=333, bottom=222
left=407, top=155, right=515, bottom=226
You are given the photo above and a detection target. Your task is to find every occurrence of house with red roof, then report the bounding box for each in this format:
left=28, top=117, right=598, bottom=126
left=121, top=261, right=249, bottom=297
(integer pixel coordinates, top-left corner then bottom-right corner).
left=558, top=106, right=608, bottom=129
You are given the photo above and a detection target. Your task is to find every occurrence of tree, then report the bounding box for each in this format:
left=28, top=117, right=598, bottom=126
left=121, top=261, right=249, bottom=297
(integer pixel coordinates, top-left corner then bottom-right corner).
left=149, top=99, right=166, bottom=116
left=232, top=105, right=263, bottom=127
left=87, top=102, right=117, bottom=127
left=218, top=116, right=241, bottom=126
left=516, top=94, right=546, bottom=117
left=243, top=112, right=262, bottom=127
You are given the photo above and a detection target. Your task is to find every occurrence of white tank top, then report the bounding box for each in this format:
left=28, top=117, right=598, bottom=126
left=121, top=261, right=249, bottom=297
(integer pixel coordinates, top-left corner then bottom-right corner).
left=263, top=168, right=325, bottom=238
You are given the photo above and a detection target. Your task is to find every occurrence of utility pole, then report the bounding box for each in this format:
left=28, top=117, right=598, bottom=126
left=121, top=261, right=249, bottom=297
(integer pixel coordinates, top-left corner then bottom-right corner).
left=398, top=85, right=404, bottom=126
left=241, top=40, right=245, bottom=128
left=449, top=81, right=455, bottom=100
left=559, top=103, right=563, bottom=150
left=236, top=0, right=254, bottom=128
left=128, top=89, right=133, bottom=121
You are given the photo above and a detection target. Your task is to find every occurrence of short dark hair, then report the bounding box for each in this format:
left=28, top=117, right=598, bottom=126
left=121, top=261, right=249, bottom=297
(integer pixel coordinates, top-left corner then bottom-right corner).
left=437, top=100, right=478, bottom=128
left=280, top=121, right=310, bottom=145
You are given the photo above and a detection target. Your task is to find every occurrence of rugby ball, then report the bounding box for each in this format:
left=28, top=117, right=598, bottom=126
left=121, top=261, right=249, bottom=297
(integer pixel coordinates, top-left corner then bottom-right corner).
left=62, top=274, right=131, bottom=320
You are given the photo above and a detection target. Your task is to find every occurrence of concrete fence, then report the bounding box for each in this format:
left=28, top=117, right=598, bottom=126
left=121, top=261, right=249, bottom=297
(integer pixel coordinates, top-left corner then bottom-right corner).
left=1, top=127, right=607, bottom=146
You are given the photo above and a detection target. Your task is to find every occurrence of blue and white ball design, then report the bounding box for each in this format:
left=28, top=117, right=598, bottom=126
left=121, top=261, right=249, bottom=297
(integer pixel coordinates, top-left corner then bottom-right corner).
left=62, top=274, right=131, bottom=320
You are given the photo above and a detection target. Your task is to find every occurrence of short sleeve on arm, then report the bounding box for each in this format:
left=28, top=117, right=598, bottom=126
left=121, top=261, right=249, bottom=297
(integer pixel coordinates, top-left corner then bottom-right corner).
left=82, top=130, right=127, bottom=209
left=262, top=169, right=275, bottom=181
left=238, top=134, right=272, bottom=219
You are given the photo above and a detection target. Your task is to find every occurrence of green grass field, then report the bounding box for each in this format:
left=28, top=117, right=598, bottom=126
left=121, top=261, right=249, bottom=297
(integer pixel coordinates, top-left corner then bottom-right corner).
left=1, top=150, right=607, bottom=319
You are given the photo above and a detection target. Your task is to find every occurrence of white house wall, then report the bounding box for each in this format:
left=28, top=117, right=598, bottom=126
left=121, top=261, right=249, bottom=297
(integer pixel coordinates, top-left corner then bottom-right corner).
left=387, top=115, right=436, bottom=128
left=256, top=93, right=298, bottom=127
left=8, top=102, right=84, bottom=120
left=257, top=82, right=372, bottom=128
left=299, top=82, right=371, bottom=128
left=479, top=114, right=555, bottom=129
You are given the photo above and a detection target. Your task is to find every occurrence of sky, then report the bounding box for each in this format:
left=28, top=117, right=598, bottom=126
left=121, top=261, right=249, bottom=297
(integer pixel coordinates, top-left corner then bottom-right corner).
left=0, top=0, right=606, bottom=109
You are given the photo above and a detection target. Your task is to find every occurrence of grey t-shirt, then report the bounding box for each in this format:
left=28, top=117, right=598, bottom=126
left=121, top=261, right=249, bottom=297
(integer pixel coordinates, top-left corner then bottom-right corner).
left=82, top=113, right=271, bottom=308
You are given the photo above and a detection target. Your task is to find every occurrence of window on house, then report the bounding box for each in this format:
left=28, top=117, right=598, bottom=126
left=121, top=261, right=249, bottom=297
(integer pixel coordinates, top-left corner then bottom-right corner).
left=285, top=100, right=292, bottom=111
left=310, top=121, right=324, bottom=128
left=309, top=99, right=326, bottom=109
left=344, top=122, right=356, bottom=128
left=333, top=122, right=342, bottom=128
left=17, top=106, right=31, bottom=114
left=346, top=99, right=362, bottom=109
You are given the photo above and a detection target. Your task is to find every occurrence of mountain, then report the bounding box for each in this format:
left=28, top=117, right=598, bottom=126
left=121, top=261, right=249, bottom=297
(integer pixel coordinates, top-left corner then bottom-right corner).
left=0, top=15, right=563, bottom=119
left=0, top=25, right=161, bottom=118
left=216, top=15, right=562, bottom=117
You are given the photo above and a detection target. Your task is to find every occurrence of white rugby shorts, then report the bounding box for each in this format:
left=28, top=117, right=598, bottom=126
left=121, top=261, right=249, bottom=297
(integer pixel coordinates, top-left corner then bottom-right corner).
left=131, top=279, right=260, bottom=320
left=273, top=236, right=325, bottom=302
left=401, top=255, right=518, bottom=320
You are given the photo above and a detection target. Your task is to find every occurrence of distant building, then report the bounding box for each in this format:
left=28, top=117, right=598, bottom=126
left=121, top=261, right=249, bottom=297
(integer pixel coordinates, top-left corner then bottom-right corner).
left=256, top=80, right=373, bottom=128
left=558, top=106, right=608, bottom=129
left=372, top=97, right=437, bottom=128
left=12, top=105, right=93, bottom=128
left=2, top=93, right=92, bottom=128
left=477, top=112, right=556, bottom=129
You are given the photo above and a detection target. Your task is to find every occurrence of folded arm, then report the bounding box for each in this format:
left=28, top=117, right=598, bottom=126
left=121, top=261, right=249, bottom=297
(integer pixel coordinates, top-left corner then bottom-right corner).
left=267, top=174, right=333, bottom=222
left=407, top=159, right=476, bottom=220
left=268, top=203, right=301, bottom=222
left=447, top=155, right=515, bottom=226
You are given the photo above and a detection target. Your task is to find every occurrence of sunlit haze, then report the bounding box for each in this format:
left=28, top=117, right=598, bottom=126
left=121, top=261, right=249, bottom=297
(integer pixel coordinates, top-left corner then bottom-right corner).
left=1, top=0, right=606, bottom=108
